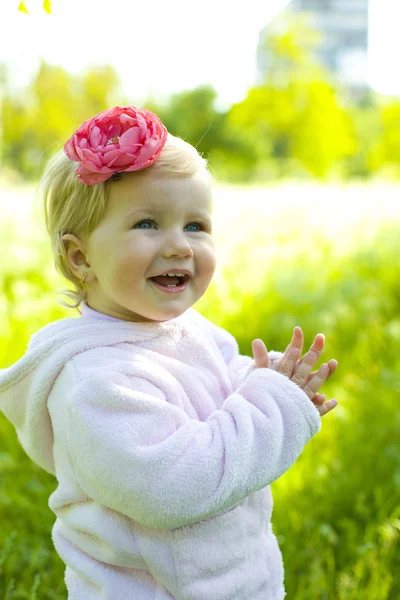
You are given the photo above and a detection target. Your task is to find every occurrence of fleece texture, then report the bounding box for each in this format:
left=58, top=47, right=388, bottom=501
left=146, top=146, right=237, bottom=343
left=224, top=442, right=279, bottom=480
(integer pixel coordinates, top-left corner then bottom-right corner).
left=0, top=303, right=321, bottom=599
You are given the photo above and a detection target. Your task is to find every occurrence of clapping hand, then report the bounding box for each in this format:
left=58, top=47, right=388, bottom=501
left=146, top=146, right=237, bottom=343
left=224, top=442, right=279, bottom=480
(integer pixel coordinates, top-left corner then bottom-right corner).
left=251, top=327, right=338, bottom=417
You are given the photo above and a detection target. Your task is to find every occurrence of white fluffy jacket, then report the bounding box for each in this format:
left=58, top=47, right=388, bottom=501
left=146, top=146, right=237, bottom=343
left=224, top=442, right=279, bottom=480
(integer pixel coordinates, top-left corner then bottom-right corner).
left=0, top=303, right=321, bottom=599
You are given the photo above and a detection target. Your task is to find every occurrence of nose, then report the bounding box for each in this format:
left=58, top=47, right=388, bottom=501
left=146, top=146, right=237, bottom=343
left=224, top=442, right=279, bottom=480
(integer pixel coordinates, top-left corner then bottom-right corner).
left=162, top=227, right=194, bottom=258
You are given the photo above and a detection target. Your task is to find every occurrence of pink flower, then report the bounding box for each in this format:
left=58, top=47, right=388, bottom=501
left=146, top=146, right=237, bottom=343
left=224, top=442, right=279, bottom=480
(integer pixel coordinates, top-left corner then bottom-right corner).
left=64, top=106, right=168, bottom=185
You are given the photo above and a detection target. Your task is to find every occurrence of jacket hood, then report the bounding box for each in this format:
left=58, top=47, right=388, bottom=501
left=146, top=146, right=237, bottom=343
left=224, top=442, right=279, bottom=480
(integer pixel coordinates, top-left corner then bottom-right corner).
left=0, top=312, right=189, bottom=475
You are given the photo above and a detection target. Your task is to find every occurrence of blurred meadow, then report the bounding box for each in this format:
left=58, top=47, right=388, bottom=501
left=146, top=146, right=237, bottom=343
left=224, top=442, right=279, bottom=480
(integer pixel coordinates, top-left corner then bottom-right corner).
left=1, top=1, right=400, bottom=599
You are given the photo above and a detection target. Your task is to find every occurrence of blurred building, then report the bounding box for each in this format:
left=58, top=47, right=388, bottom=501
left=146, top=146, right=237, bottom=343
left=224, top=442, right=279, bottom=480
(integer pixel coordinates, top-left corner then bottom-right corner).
left=257, top=0, right=370, bottom=93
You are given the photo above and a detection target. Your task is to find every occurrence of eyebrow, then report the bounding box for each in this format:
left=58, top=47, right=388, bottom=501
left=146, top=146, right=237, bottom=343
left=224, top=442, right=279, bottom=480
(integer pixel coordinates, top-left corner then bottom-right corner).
left=123, top=208, right=212, bottom=222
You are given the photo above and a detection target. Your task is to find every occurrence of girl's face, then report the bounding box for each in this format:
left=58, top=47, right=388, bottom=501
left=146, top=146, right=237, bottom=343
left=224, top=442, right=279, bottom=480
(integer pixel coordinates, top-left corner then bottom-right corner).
left=78, top=170, right=216, bottom=322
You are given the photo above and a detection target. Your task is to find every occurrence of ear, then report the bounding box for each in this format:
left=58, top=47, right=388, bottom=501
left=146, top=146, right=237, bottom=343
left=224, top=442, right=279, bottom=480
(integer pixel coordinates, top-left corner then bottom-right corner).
left=61, top=233, right=91, bottom=280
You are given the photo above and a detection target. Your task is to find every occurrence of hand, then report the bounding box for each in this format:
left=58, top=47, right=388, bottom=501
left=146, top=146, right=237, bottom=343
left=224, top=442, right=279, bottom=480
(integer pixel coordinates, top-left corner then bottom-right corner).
left=251, top=327, right=338, bottom=417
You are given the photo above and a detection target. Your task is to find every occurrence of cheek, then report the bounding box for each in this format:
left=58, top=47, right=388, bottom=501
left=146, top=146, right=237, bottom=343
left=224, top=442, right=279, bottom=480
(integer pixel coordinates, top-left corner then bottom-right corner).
left=116, top=240, right=150, bottom=268
left=113, top=240, right=160, bottom=285
left=199, top=240, right=217, bottom=275
left=108, top=248, right=141, bottom=283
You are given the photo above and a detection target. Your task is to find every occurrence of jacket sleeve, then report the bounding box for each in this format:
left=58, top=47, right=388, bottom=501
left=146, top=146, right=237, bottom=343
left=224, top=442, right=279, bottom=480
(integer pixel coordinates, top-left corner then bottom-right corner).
left=192, top=313, right=284, bottom=390
left=63, top=358, right=321, bottom=531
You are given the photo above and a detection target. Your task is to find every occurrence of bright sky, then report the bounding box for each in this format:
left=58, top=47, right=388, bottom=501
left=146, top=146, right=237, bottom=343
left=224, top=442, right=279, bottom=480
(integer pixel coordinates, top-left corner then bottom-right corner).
left=0, top=0, right=398, bottom=109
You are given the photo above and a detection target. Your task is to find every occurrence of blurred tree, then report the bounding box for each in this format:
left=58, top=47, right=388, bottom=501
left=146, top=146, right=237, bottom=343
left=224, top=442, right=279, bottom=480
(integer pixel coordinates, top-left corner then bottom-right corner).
left=344, top=92, right=383, bottom=178
left=292, top=80, right=357, bottom=178
left=257, top=11, right=325, bottom=88
left=370, top=100, right=400, bottom=174
left=228, top=12, right=358, bottom=179
left=152, top=85, right=222, bottom=155
left=146, top=85, right=250, bottom=179
left=1, top=61, right=121, bottom=179
left=81, top=66, right=120, bottom=118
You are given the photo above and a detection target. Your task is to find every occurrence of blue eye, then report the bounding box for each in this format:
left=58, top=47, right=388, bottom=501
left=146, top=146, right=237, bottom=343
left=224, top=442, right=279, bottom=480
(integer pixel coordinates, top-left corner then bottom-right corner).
left=133, top=219, right=204, bottom=231
left=134, top=219, right=156, bottom=229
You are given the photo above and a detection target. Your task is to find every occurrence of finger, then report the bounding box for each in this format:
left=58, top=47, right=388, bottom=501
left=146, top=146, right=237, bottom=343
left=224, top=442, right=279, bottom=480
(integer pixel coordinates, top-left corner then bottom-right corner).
left=302, top=362, right=331, bottom=400
left=298, top=333, right=325, bottom=367
left=302, top=359, right=339, bottom=386
left=325, top=359, right=338, bottom=379
left=291, top=334, right=325, bottom=386
left=278, top=346, right=300, bottom=377
left=287, top=326, right=304, bottom=355
left=312, top=393, right=326, bottom=406
left=252, top=339, right=270, bottom=369
left=276, top=326, right=304, bottom=370
left=317, top=398, right=338, bottom=417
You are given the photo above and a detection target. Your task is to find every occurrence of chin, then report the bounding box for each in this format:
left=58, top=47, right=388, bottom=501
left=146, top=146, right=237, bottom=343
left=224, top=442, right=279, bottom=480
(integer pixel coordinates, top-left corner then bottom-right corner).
left=153, top=306, right=189, bottom=321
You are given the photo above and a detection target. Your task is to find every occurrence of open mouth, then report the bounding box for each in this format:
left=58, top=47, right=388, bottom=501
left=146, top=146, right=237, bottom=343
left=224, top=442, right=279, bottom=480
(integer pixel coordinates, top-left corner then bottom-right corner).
left=148, top=274, right=191, bottom=291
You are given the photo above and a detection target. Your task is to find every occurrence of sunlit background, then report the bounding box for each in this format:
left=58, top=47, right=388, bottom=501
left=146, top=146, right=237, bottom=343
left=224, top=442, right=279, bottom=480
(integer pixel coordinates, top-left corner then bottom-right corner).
left=0, top=1, right=400, bottom=599
left=1, top=0, right=400, bottom=104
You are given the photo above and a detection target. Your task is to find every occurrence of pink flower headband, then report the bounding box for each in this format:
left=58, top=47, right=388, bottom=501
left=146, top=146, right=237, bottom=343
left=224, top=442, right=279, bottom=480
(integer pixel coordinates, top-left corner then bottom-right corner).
left=64, top=105, right=168, bottom=185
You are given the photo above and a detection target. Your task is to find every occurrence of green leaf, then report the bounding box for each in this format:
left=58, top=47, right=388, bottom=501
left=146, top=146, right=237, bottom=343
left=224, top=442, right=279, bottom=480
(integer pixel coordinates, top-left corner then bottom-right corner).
left=43, top=0, right=52, bottom=13
left=18, top=1, right=29, bottom=13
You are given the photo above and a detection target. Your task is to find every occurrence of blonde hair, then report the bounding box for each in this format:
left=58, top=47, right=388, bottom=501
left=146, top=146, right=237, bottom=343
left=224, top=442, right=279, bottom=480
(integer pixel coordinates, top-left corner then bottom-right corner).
left=39, top=133, right=209, bottom=312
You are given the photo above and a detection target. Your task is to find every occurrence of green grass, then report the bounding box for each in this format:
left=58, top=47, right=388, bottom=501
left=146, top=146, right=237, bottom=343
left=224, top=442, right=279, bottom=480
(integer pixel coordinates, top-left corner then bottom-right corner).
left=1, top=181, right=399, bottom=599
